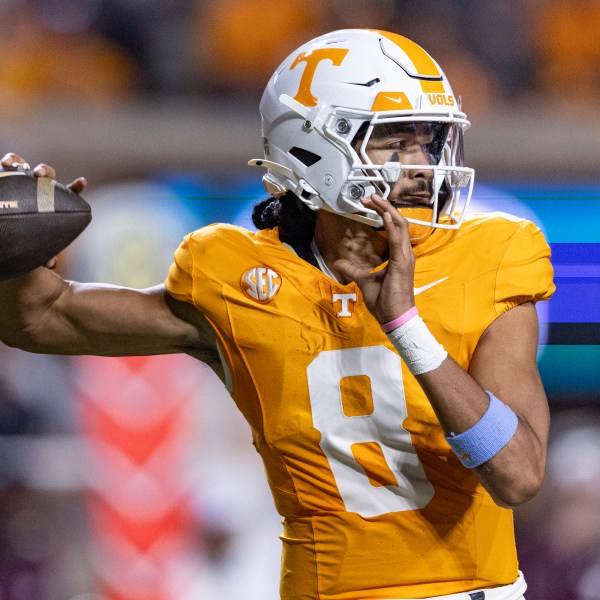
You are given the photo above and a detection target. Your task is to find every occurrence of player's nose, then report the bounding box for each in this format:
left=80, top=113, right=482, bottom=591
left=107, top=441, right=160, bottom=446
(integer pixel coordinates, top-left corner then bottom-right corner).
left=404, top=147, right=432, bottom=179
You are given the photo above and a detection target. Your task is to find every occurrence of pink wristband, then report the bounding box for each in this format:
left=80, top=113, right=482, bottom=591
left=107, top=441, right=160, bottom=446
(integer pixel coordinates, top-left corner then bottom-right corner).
left=381, top=306, right=419, bottom=333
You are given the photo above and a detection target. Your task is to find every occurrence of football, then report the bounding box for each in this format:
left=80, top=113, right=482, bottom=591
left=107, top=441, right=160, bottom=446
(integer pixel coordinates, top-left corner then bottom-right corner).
left=0, top=171, right=92, bottom=279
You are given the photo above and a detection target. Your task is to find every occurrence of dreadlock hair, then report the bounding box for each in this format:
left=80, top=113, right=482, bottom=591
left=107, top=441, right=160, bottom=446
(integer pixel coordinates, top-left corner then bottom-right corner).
left=251, top=192, right=318, bottom=266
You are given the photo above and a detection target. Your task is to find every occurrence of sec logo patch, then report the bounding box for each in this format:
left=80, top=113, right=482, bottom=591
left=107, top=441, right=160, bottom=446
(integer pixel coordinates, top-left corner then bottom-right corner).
left=241, top=266, right=282, bottom=303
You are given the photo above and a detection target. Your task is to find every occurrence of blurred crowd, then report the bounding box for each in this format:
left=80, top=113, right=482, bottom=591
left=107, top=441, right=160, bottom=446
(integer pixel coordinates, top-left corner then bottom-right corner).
left=1, top=1, right=600, bottom=599
left=0, top=0, right=599, bottom=116
left=515, top=409, right=600, bottom=600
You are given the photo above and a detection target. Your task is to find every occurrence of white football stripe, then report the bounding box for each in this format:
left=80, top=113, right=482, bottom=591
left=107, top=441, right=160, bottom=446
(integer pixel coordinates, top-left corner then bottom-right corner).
left=37, top=177, right=55, bottom=212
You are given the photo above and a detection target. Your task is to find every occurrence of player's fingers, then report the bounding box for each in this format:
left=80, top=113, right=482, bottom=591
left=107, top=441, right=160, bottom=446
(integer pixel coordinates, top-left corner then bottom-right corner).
left=362, top=194, right=410, bottom=254
left=1, top=153, right=29, bottom=170
left=1, top=155, right=61, bottom=180
left=2, top=153, right=86, bottom=193
left=361, top=193, right=400, bottom=224
left=386, top=207, right=411, bottom=255
left=66, top=177, right=87, bottom=194
left=32, top=164, right=57, bottom=179
left=381, top=213, right=411, bottom=269
left=333, top=257, right=366, bottom=283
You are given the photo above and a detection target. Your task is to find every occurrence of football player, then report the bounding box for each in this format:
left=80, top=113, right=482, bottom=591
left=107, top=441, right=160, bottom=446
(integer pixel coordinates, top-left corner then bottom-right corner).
left=0, top=29, right=554, bottom=599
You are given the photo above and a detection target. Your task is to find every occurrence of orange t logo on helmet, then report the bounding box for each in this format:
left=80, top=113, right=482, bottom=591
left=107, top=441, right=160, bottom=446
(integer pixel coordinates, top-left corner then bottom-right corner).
left=290, top=48, right=349, bottom=106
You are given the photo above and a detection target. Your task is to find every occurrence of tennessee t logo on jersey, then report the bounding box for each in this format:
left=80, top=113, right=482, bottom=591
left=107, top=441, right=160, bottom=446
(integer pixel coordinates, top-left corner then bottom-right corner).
left=332, top=293, right=357, bottom=317
left=241, top=266, right=282, bottom=303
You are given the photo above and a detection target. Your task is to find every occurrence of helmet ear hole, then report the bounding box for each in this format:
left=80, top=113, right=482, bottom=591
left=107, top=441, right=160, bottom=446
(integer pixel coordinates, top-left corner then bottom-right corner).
left=289, top=147, right=322, bottom=167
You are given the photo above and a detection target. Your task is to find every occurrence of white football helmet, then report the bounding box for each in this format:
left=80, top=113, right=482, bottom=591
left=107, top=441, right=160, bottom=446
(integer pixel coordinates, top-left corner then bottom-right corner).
left=249, top=29, right=475, bottom=234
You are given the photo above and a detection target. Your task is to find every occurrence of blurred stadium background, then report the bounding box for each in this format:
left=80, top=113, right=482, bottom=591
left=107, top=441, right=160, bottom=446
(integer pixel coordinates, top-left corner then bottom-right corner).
left=0, top=1, right=599, bottom=599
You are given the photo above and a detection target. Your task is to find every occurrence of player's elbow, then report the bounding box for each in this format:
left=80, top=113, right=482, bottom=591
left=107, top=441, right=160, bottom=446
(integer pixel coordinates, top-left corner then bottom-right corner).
left=487, top=468, right=545, bottom=509
left=492, top=485, right=540, bottom=509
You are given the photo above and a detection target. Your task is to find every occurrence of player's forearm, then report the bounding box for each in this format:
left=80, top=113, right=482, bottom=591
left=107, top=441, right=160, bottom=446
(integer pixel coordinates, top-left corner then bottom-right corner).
left=0, top=272, right=169, bottom=356
left=416, top=355, right=489, bottom=435
left=473, top=418, right=547, bottom=508
left=416, top=357, right=548, bottom=508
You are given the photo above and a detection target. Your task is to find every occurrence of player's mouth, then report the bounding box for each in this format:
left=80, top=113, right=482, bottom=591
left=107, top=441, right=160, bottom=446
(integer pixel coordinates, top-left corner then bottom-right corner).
left=389, top=194, right=433, bottom=209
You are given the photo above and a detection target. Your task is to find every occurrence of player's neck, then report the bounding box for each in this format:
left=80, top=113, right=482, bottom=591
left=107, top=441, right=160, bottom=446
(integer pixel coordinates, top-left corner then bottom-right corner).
left=312, top=211, right=388, bottom=284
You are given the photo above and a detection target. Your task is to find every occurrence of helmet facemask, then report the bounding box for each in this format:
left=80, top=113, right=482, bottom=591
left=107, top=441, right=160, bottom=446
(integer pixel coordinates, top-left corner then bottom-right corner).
left=322, top=110, right=475, bottom=238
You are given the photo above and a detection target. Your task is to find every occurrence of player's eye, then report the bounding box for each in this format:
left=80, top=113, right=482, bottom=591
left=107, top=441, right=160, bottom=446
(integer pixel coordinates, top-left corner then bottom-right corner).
left=387, top=139, right=408, bottom=151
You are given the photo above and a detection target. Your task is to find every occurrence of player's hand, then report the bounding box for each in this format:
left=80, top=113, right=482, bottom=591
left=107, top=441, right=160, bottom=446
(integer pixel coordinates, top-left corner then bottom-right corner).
left=1, top=153, right=87, bottom=270
left=1, top=153, right=87, bottom=194
left=334, top=193, right=416, bottom=325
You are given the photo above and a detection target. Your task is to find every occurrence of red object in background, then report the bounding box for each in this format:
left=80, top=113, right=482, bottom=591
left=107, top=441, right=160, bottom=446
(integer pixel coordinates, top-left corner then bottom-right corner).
left=74, top=354, right=203, bottom=600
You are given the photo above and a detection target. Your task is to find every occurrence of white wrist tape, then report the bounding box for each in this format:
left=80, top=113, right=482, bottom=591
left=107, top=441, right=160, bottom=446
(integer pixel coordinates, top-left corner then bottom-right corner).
left=386, top=314, right=448, bottom=375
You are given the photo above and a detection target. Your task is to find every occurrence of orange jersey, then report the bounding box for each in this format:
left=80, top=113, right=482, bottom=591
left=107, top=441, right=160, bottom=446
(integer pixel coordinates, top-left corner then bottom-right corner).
left=165, top=212, right=554, bottom=599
